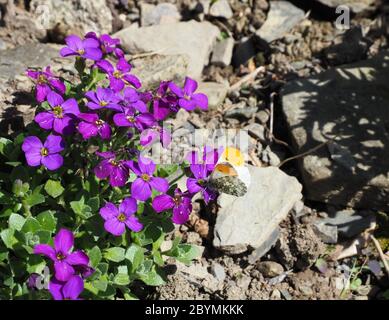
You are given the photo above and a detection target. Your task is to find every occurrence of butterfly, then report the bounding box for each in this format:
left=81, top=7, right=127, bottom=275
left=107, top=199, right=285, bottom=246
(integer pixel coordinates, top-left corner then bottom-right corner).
left=208, top=147, right=251, bottom=197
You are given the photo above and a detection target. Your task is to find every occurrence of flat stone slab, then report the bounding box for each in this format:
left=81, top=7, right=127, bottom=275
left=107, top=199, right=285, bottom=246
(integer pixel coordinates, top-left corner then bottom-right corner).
left=282, top=51, right=389, bottom=210
left=213, top=166, right=302, bottom=254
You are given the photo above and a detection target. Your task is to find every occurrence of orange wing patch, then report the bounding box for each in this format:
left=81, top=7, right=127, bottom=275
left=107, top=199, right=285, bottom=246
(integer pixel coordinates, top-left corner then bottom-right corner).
left=214, top=164, right=238, bottom=176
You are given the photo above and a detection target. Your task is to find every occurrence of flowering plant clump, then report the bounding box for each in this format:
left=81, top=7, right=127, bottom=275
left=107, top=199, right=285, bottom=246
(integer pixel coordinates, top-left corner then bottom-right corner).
left=0, top=33, right=221, bottom=300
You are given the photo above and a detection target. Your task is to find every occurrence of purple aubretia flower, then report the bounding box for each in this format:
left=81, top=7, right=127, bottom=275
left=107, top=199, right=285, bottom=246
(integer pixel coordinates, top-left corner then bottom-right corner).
left=27, top=66, right=66, bottom=103
left=34, top=229, right=90, bottom=282
left=152, top=189, right=192, bottom=224
left=85, top=32, right=124, bottom=59
left=49, top=275, right=84, bottom=301
left=77, top=113, right=111, bottom=140
left=187, top=164, right=217, bottom=204
left=113, top=107, right=155, bottom=131
left=22, top=134, right=65, bottom=171
left=96, top=58, right=141, bottom=92
left=127, top=156, right=169, bottom=201
left=169, top=77, right=208, bottom=111
left=60, top=35, right=102, bottom=61
left=85, top=87, right=122, bottom=111
left=121, top=87, right=148, bottom=113
left=99, top=197, right=143, bottom=236
left=94, top=152, right=129, bottom=187
left=35, top=91, right=80, bottom=135
left=152, top=81, right=178, bottom=121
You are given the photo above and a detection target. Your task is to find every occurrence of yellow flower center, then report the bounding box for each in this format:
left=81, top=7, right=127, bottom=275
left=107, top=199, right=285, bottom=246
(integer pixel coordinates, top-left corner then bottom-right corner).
left=118, top=213, right=127, bottom=222
left=99, top=101, right=108, bottom=107
left=113, top=70, right=122, bottom=79
left=53, top=106, right=63, bottom=119
left=141, top=174, right=150, bottom=182
left=40, top=148, right=48, bottom=156
left=56, top=252, right=65, bottom=261
left=126, top=116, right=136, bottom=123
left=95, top=119, right=105, bottom=127
left=77, top=49, right=85, bottom=55
left=110, top=160, right=119, bottom=166
left=37, top=74, right=47, bottom=84
left=173, top=195, right=182, bottom=206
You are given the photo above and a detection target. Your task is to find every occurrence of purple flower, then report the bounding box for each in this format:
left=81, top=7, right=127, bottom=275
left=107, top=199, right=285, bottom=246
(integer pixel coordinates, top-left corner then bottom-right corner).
left=127, top=156, right=169, bottom=201
left=34, top=91, right=80, bottom=135
left=186, top=164, right=218, bottom=204
left=49, top=275, right=84, bottom=300
left=113, top=107, right=155, bottom=131
left=121, top=87, right=148, bottom=113
left=169, top=77, right=208, bottom=111
left=22, top=134, right=65, bottom=171
left=152, top=81, right=178, bottom=121
left=140, top=125, right=171, bottom=148
left=34, top=229, right=90, bottom=282
left=152, top=189, right=192, bottom=224
left=60, top=35, right=103, bottom=61
left=94, top=152, right=129, bottom=187
left=27, top=66, right=66, bottom=103
left=96, top=58, right=141, bottom=92
left=77, top=113, right=111, bottom=140
left=186, top=146, right=222, bottom=172
left=86, top=32, right=124, bottom=58
left=85, top=87, right=122, bottom=111
left=99, top=197, right=143, bottom=236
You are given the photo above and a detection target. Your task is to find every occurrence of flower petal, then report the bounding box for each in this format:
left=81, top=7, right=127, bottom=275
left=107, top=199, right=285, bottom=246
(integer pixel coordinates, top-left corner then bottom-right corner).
left=66, top=251, right=89, bottom=266
left=22, top=136, right=43, bottom=153
left=131, top=178, right=152, bottom=201
left=149, top=177, right=169, bottom=193
left=78, top=122, right=98, bottom=139
left=109, top=165, right=128, bottom=187
left=99, top=123, right=111, bottom=140
left=100, top=202, right=119, bottom=220
left=138, top=156, right=155, bottom=175
left=113, top=113, right=131, bottom=127
left=94, top=160, right=112, bottom=179
left=54, top=261, right=75, bottom=282
left=152, top=195, right=175, bottom=213
left=119, top=197, right=137, bottom=216
left=41, top=154, right=63, bottom=171
left=62, top=98, right=80, bottom=115
left=36, top=84, right=50, bottom=102
left=168, top=81, right=184, bottom=97
left=62, top=275, right=84, bottom=300
left=104, top=218, right=126, bottom=236
left=35, top=112, right=54, bottom=130
left=34, top=244, right=56, bottom=261
left=183, top=77, right=198, bottom=96
left=47, top=91, right=64, bottom=108
left=192, top=93, right=208, bottom=110
left=125, top=216, right=143, bottom=232
left=49, top=278, right=64, bottom=300
left=54, top=229, right=74, bottom=254
left=186, top=178, right=203, bottom=194
left=44, top=134, right=65, bottom=153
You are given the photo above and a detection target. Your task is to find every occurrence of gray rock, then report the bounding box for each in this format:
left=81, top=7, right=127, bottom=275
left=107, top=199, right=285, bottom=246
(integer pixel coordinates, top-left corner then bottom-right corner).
left=30, top=0, right=113, bottom=37
left=210, top=263, right=226, bottom=282
left=131, top=54, right=189, bottom=90
left=257, top=261, right=284, bottom=278
left=248, top=227, right=280, bottom=263
left=245, top=123, right=266, bottom=142
left=256, top=110, right=270, bottom=124
left=256, top=1, right=305, bottom=43
left=320, top=209, right=375, bottom=239
left=312, top=222, right=338, bottom=244
left=211, top=38, right=234, bottom=67
left=282, top=51, right=389, bottom=211
left=209, top=0, right=233, bottom=19
left=316, top=0, right=376, bottom=13
left=114, top=21, right=220, bottom=78
left=261, top=146, right=281, bottom=167
left=140, top=2, right=181, bottom=26
left=225, top=104, right=257, bottom=119
left=197, top=82, right=228, bottom=110
left=213, top=166, right=303, bottom=254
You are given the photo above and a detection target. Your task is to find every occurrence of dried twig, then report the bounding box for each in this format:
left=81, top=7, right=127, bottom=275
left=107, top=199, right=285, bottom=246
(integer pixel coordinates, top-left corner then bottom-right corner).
left=268, top=92, right=276, bottom=142
left=278, top=138, right=335, bottom=168
left=229, top=66, right=266, bottom=92
left=370, top=235, right=389, bottom=278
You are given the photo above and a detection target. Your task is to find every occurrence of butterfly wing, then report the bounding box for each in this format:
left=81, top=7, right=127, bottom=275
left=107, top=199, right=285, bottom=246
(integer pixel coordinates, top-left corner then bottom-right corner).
left=208, top=163, right=249, bottom=197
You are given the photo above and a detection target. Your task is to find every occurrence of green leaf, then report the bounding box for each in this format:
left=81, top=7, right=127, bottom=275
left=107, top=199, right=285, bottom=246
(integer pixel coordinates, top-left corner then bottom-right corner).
left=0, top=137, right=12, bottom=156
left=88, top=246, right=102, bottom=268
left=125, top=244, right=144, bottom=273
left=12, top=179, right=29, bottom=197
left=87, top=197, right=100, bottom=213
left=8, top=213, right=26, bottom=231
left=70, top=198, right=93, bottom=219
left=103, top=247, right=125, bottom=263
left=44, top=180, right=64, bottom=198
left=113, top=273, right=130, bottom=286
left=138, top=266, right=166, bottom=286
left=21, top=217, right=41, bottom=233
left=36, top=211, right=57, bottom=232
left=24, top=186, right=45, bottom=207
left=1, top=229, right=18, bottom=249
left=167, top=243, right=201, bottom=265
